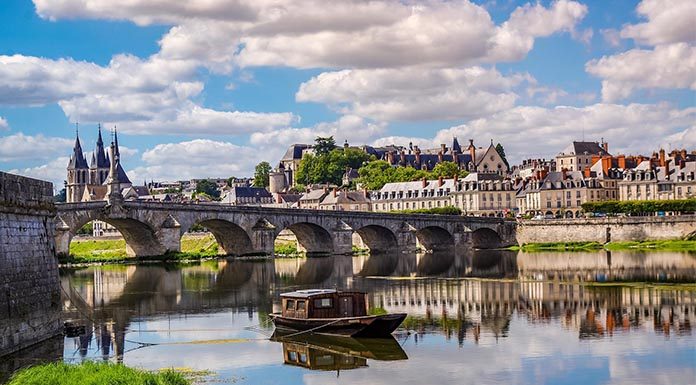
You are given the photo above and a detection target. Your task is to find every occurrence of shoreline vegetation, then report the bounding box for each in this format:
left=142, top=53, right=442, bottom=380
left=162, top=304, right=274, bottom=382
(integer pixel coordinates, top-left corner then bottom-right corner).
left=60, top=234, right=372, bottom=264
left=510, top=240, right=696, bottom=252
left=6, top=362, right=190, bottom=385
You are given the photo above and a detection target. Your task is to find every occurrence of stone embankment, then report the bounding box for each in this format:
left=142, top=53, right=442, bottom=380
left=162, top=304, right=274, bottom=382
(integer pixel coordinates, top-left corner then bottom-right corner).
left=517, top=215, right=696, bottom=245
left=0, top=171, right=61, bottom=357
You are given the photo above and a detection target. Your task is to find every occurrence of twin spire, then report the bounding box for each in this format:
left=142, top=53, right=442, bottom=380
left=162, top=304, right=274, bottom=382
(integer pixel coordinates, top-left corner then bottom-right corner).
left=68, top=123, right=121, bottom=170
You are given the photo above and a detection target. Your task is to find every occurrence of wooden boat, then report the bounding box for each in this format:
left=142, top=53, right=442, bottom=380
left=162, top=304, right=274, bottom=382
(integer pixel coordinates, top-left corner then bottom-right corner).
left=269, top=289, right=406, bottom=337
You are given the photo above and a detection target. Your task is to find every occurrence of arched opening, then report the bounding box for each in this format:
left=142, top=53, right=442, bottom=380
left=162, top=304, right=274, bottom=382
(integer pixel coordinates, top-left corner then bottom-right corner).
left=575, top=211, right=582, bottom=218
left=190, top=219, right=253, bottom=256
left=354, top=225, right=398, bottom=254
left=415, top=226, right=454, bottom=252
left=564, top=211, right=573, bottom=218
left=471, top=228, right=504, bottom=249
left=277, top=222, right=334, bottom=256
left=67, top=217, right=165, bottom=258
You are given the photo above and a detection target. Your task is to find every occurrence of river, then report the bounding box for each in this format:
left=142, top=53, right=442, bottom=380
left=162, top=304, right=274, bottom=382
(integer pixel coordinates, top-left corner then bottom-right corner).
left=2, top=249, right=695, bottom=384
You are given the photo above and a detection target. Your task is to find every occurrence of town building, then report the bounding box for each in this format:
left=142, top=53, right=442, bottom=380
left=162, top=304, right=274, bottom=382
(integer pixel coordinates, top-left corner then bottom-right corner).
left=619, top=149, right=696, bottom=201
left=516, top=170, right=606, bottom=218
left=372, top=177, right=456, bottom=212
left=318, top=189, right=371, bottom=211
left=555, top=140, right=611, bottom=173
left=220, top=186, right=273, bottom=206
left=450, top=173, right=518, bottom=217
left=298, top=188, right=331, bottom=210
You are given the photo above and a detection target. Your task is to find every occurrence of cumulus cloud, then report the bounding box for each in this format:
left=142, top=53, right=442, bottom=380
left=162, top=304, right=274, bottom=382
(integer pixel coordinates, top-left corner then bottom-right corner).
left=0, top=54, right=295, bottom=135
left=586, top=0, right=696, bottom=101
left=9, top=156, right=68, bottom=190
left=620, top=0, right=696, bottom=46
left=0, top=132, right=73, bottom=161
left=127, top=139, right=261, bottom=182
left=586, top=43, right=696, bottom=102
left=296, top=67, right=525, bottom=121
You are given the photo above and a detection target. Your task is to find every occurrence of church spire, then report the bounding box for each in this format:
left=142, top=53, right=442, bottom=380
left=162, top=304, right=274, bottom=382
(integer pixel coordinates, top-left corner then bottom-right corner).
left=94, top=123, right=109, bottom=168
left=68, top=123, right=88, bottom=169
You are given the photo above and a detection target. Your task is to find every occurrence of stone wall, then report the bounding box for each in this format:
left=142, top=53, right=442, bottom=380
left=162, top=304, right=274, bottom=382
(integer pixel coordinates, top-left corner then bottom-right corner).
left=0, top=171, right=61, bottom=357
left=517, top=215, right=696, bottom=244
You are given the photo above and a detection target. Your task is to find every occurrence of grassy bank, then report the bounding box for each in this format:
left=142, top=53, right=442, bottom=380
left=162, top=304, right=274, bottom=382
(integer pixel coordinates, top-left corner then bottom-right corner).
left=7, top=362, right=189, bottom=385
left=512, top=240, right=696, bottom=252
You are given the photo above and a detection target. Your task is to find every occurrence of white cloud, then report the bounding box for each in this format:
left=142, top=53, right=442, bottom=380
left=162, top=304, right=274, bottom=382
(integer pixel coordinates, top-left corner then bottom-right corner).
left=0, top=132, right=73, bottom=161
left=127, top=139, right=261, bottom=181
left=8, top=156, right=68, bottom=191
left=586, top=43, right=696, bottom=102
left=620, top=0, right=696, bottom=46
left=430, top=103, right=695, bottom=162
left=0, top=54, right=296, bottom=135
left=585, top=0, right=696, bottom=101
left=600, top=29, right=621, bottom=47
left=297, top=67, right=524, bottom=121
left=0, top=117, right=7, bottom=130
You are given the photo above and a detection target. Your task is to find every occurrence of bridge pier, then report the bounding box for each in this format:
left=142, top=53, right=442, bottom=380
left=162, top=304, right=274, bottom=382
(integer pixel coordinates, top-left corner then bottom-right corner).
left=332, top=221, right=354, bottom=255
left=156, top=215, right=181, bottom=254
left=54, top=218, right=71, bottom=257
left=397, top=222, right=418, bottom=252
left=251, top=219, right=276, bottom=256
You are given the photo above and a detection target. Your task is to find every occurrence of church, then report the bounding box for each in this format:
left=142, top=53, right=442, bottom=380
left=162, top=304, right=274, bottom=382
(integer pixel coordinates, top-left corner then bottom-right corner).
left=66, top=125, right=135, bottom=203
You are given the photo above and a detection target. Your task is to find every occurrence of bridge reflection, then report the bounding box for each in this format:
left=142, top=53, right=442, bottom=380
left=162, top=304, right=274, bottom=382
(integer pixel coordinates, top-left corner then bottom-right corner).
left=57, top=249, right=695, bottom=361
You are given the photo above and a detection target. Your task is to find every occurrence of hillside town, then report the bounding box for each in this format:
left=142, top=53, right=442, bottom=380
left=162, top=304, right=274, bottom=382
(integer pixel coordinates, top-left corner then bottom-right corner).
left=65, top=126, right=696, bottom=235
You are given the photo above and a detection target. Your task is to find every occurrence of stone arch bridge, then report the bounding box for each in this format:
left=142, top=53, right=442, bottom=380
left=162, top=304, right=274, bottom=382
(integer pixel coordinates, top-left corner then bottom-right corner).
left=55, top=200, right=517, bottom=257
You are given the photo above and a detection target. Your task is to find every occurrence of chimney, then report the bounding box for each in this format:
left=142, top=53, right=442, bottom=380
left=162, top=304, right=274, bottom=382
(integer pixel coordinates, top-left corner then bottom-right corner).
left=665, top=159, right=671, bottom=180
left=387, top=151, right=395, bottom=164
left=561, top=169, right=567, bottom=180
left=422, top=177, right=427, bottom=189
left=415, top=146, right=421, bottom=165
left=441, top=143, right=447, bottom=154
left=602, top=156, right=611, bottom=174
left=438, top=151, right=443, bottom=163
left=617, top=154, right=626, bottom=169
left=453, top=173, right=459, bottom=183
left=659, top=149, right=666, bottom=167
left=681, top=149, right=687, bottom=160
left=276, top=193, right=282, bottom=204
left=438, top=176, right=444, bottom=187
left=400, top=150, right=406, bottom=164
left=583, top=167, right=591, bottom=178
left=469, top=140, right=476, bottom=165
left=332, top=187, right=337, bottom=197
left=601, top=140, right=608, bottom=153
left=363, top=188, right=368, bottom=198
left=591, top=155, right=601, bottom=166
left=323, top=187, right=328, bottom=194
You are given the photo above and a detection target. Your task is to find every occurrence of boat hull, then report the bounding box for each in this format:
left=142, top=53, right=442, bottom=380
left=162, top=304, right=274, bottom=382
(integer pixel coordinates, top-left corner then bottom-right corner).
left=269, top=313, right=406, bottom=337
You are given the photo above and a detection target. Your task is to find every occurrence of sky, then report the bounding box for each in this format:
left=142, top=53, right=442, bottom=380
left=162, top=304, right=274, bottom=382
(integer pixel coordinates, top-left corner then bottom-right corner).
left=0, top=0, right=694, bottom=190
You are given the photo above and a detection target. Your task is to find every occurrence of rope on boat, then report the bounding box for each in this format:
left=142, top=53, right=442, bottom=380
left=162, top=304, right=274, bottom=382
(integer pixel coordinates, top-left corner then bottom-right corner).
left=276, top=318, right=346, bottom=339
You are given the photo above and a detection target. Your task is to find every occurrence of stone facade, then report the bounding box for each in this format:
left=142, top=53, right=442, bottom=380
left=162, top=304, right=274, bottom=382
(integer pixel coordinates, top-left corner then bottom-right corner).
left=516, top=215, right=696, bottom=244
left=0, top=172, right=61, bottom=357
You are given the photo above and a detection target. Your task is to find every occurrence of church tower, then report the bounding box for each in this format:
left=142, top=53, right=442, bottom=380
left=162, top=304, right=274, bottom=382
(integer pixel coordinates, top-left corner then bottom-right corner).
left=89, top=124, right=110, bottom=185
left=66, top=125, right=89, bottom=203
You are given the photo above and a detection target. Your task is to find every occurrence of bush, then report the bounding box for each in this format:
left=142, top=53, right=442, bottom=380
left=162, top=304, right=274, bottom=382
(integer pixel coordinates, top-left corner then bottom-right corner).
left=581, top=199, right=696, bottom=214
left=7, top=362, right=190, bottom=385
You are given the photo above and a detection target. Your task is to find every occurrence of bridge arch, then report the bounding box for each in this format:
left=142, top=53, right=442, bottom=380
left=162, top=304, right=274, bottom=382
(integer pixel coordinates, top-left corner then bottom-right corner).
left=280, top=222, right=334, bottom=255
left=191, top=219, right=254, bottom=256
left=471, top=228, right=504, bottom=249
left=354, top=225, right=398, bottom=254
left=58, top=213, right=167, bottom=257
left=416, top=226, right=454, bottom=252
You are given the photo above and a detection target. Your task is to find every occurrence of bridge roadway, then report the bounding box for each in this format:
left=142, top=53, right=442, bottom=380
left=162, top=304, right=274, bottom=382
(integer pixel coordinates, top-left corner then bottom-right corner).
left=55, top=199, right=517, bottom=257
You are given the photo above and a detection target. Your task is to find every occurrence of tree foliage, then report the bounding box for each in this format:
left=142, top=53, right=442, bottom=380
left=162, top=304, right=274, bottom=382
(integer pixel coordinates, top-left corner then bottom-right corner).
left=195, top=179, right=220, bottom=198
left=313, top=136, right=337, bottom=156
left=357, top=160, right=469, bottom=190
left=296, top=147, right=373, bottom=186
left=253, top=161, right=272, bottom=188
left=581, top=199, right=696, bottom=214
left=54, top=188, right=66, bottom=203
left=496, top=143, right=509, bottom=168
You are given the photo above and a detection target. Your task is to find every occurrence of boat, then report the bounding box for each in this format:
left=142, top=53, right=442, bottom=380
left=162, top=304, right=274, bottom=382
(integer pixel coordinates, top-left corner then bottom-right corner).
left=269, top=289, right=406, bottom=337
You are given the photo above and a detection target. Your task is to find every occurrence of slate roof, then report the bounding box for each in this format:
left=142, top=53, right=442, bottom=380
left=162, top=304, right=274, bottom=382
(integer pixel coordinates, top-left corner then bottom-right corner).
left=559, top=141, right=611, bottom=156
left=68, top=135, right=89, bottom=169
left=281, top=144, right=311, bottom=161
left=320, top=191, right=370, bottom=205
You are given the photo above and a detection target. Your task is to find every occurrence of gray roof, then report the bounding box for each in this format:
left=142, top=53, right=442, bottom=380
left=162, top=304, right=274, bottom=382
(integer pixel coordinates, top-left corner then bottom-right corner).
left=281, top=144, right=311, bottom=161
left=560, top=141, right=611, bottom=156
left=280, top=289, right=336, bottom=298
left=227, top=186, right=272, bottom=198
left=67, top=135, right=89, bottom=169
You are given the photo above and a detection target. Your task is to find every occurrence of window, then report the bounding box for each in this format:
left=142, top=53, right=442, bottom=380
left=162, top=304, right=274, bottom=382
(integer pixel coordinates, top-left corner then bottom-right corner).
left=297, top=300, right=306, bottom=311
left=288, top=351, right=298, bottom=362
left=285, top=300, right=295, bottom=310
left=314, top=298, right=333, bottom=308
left=299, top=353, right=307, bottom=363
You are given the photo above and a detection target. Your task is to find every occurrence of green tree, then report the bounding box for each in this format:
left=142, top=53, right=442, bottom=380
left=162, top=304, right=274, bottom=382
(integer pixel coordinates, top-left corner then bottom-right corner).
left=226, top=176, right=237, bottom=187
left=195, top=179, right=220, bottom=198
left=296, top=148, right=372, bottom=186
left=313, top=136, right=336, bottom=156
left=54, top=188, right=66, bottom=203
left=76, top=221, right=93, bottom=235
left=496, top=143, right=510, bottom=168
left=253, top=161, right=271, bottom=188
left=431, top=161, right=463, bottom=178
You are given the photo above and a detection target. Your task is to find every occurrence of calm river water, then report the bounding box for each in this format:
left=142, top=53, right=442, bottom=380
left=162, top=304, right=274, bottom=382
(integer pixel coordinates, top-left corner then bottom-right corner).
left=2, top=250, right=695, bottom=384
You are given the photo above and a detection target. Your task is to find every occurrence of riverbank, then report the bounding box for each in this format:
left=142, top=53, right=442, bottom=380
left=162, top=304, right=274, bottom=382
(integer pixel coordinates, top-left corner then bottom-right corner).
left=511, top=240, right=696, bottom=252
left=6, top=362, right=190, bottom=385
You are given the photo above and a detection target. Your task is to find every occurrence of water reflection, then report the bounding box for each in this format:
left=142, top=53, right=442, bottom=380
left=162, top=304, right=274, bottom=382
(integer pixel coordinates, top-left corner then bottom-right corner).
left=2, top=249, right=695, bottom=384
left=271, top=332, right=407, bottom=373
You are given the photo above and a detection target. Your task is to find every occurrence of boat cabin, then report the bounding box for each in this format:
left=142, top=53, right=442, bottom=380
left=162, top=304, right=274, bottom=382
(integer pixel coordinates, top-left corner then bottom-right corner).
left=280, top=289, right=367, bottom=319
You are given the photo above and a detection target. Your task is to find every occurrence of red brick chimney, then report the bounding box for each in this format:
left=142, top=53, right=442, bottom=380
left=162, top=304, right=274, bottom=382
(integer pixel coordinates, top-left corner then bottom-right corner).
left=332, top=187, right=337, bottom=197
left=469, top=139, right=476, bottom=165
left=414, top=146, right=421, bottom=165
left=438, top=151, right=443, bottom=163
left=422, top=177, right=427, bottom=188
left=680, top=149, right=687, bottom=160
left=659, top=149, right=666, bottom=167
left=438, top=176, right=444, bottom=187
left=387, top=151, right=395, bottom=165
left=561, top=169, right=567, bottom=180
left=617, top=154, right=626, bottom=169
left=400, top=150, right=406, bottom=164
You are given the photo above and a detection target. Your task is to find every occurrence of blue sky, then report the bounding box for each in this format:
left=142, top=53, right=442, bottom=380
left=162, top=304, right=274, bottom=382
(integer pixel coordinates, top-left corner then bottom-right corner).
left=0, top=0, right=693, bottom=189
